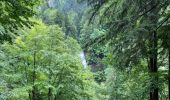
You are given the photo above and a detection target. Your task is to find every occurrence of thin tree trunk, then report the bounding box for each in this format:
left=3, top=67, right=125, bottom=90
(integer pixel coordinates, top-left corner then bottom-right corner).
left=48, top=39, right=53, bottom=100
left=169, top=49, right=170, bottom=100
left=32, top=86, right=36, bottom=100
left=24, top=60, right=28, bottom=83
left=32, top=51, right=36, bottom=100
left=149, top=31, right=158, bottom=100
left=32, top=40, right=37, bottom=100
left=29, top=92, right=32, bottom=100
left=148, top=0, right=159, bottom=99
left=48, top=88, right=52, bottom=100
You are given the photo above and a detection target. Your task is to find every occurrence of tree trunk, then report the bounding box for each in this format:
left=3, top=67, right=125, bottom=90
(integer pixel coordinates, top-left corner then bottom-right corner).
left=32, top=40, right=37, bottom=100
left=32, top=86, right=36, bottom=100
left=48, top=88, right=52, bottom=100
left=32, top=51, right=36, bottom=100
left=29, top=92, right=32, bottom=100
left=169, top=49, right=170, bottom=100
left=149, top=31, right=158, bottom=100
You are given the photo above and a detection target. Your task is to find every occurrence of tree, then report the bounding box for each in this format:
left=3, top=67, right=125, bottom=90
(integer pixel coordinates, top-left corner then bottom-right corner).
left=39, top=0, right=87, bottom=39
left=85, top=0, right=170, bottom=99
left=0, top=21, right=94, bottom=100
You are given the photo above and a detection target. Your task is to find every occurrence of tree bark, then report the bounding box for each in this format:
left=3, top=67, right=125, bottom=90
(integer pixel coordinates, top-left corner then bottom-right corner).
left=168, top=47, right=170, bottom=100
left=149, top=31, right=158, bottom=100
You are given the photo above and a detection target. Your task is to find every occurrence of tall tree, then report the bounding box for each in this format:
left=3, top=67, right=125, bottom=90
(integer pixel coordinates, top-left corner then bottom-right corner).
left=85, top=0, right=170, bottom=99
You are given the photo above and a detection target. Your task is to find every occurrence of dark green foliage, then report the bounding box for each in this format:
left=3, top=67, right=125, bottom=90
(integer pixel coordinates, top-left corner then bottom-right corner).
left=0, top=0, right=40, bottom=42
left=85, top=0, right=170, bottom=99
left=0, top=0, right=40, bottom=30
left=39, top=0, right=87, bottom=39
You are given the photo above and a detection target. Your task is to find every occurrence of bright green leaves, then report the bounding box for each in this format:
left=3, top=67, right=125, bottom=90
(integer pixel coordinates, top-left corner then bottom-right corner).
left=0, top=21, right=93, bottom=99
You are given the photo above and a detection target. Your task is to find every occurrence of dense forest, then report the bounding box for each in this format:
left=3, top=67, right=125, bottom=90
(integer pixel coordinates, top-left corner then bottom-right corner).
left=0, top=0, right=170, bottom=100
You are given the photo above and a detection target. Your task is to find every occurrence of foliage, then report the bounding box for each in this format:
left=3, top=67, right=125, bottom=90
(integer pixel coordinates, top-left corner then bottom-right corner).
left=0, top=0, right=40, bottom=31
left=0, top=21, right=95, bottom=100
left=0, top=0, right=41, bottom=43
left=84, top=0, right=170, bottom=99
left=39, top=0, right=87, bottom=39
left=0, top=0, right=170, bottom=99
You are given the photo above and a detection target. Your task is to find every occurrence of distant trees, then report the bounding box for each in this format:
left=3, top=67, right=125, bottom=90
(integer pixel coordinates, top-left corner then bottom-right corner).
left=39, top=0, right=87, bottom=38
